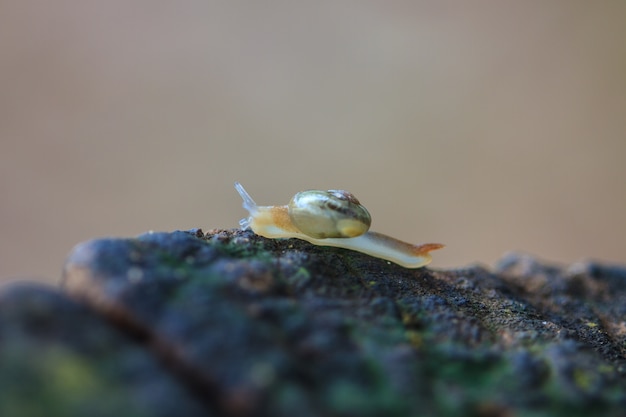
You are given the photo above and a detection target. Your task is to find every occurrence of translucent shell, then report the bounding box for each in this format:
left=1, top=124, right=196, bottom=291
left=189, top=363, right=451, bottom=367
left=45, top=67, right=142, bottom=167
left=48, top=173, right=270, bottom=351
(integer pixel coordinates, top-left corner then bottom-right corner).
left=288, top=190, right=371, bottom=239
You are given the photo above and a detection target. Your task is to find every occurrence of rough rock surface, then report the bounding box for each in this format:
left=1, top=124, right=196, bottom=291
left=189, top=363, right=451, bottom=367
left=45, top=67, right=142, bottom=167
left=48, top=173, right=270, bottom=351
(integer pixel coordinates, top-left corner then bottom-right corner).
left=1, top=229, right=626, bottom=416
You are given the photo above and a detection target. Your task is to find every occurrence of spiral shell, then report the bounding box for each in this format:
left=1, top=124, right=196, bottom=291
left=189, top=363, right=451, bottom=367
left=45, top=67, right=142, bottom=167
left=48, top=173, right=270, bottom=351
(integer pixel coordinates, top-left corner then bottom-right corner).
left=288, top=190, right=371, bottom=239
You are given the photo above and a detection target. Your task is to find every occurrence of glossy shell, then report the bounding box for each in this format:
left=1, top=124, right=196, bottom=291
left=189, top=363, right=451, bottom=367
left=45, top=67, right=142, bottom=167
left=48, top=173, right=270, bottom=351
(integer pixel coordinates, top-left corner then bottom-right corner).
left=288, top=189, right=371, bottom=239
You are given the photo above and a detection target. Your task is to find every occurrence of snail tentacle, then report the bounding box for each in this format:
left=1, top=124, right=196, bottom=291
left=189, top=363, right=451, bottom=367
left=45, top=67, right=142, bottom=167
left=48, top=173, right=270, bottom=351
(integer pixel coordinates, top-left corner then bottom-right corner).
left=235, top=182, right=257, bottom=215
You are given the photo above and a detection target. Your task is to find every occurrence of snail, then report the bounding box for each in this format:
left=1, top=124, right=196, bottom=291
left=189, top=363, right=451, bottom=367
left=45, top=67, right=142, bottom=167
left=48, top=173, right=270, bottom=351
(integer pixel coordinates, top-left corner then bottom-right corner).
left=234, top=182, right=443, bottom=268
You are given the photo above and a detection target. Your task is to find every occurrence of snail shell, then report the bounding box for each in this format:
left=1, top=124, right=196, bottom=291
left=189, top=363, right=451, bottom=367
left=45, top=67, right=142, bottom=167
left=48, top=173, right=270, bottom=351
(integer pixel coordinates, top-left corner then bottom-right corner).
left=288, top=190, right=371, bottom=239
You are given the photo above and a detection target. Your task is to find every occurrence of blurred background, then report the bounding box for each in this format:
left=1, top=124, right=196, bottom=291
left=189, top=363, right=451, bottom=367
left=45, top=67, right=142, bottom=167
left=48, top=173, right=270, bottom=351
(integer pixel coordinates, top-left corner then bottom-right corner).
left=1, top=1, right=625, bottom=283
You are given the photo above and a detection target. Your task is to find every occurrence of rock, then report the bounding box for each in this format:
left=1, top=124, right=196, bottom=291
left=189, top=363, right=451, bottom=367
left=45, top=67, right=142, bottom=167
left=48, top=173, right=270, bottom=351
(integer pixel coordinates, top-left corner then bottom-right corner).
left=1, top=229, right=625, bottom=416
left=0, top=283, right=206, bottom=417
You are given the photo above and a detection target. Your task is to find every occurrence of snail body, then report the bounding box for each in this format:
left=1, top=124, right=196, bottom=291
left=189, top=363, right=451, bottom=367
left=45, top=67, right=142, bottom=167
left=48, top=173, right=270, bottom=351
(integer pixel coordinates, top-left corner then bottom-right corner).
left=234, top=182, right=443, bottom=268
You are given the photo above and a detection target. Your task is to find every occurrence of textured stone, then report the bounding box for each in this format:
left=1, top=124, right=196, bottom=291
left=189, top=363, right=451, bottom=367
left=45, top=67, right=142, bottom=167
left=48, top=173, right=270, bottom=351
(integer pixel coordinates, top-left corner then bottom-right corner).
left=1, top=229, right=625, bottom=416
left=0, top=283, right=206, bottom=417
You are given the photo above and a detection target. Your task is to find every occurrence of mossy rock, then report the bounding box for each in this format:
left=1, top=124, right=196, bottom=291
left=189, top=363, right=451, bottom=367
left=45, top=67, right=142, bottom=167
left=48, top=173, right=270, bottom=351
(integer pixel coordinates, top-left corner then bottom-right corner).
left=1, top=229, right=625, bottom=416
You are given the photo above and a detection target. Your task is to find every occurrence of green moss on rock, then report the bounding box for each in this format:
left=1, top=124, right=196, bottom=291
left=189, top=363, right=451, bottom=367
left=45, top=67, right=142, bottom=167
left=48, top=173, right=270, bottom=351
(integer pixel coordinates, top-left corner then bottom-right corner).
left=0, top=230, right=625, bottom=416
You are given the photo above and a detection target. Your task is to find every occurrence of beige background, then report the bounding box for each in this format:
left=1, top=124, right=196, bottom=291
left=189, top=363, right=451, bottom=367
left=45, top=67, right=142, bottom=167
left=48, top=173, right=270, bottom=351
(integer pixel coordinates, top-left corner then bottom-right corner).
left=2, top=1, right=625, bottom=283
